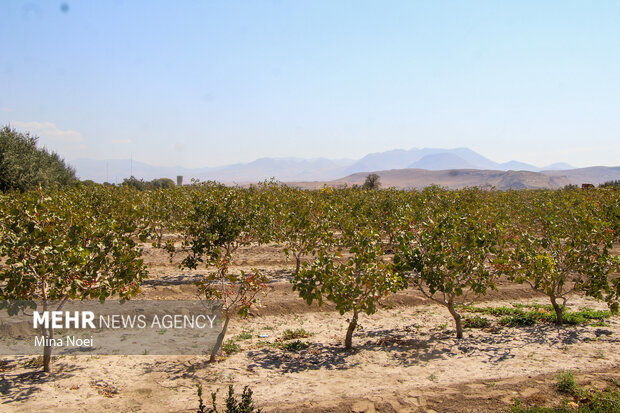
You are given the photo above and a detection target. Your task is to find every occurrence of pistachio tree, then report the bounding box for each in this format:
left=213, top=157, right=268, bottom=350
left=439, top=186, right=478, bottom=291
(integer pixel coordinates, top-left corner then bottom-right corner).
left=504, top=190, right=619, bottom=324
left=0, top=187, right=146, bottom=372
left=395, top=188, right=506, bottom=339
left=169, top=183, right=269, bottom=361
left=293, top=221, right=406, bottom=349
left=270, top=185, right=334, bottom=274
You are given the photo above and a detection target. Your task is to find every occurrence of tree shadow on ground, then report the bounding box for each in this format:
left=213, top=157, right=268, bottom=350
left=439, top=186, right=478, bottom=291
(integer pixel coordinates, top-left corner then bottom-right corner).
left=359, top=320, right=616, bottom=367
left=246, top=342, right=359, bottom=373
left=143, top=268, right=292, bottom=287
left=140, top=357, right=214, bottom=383
left=359, top=326, right=511, bottom=366
left=142, top=273, right=205, bottom=286
left=0, top=357, right=82, bottom=404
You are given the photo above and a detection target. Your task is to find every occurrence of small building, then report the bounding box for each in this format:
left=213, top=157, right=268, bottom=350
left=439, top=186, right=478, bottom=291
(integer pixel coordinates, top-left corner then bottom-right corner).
left=177, top=176, right=183, bottom=186
left=581, top=183, right=594, bottom=189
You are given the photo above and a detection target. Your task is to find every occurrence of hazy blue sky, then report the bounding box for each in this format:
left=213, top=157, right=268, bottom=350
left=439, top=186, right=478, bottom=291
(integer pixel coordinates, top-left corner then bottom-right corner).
left=1, top=1, right=619, bottom=168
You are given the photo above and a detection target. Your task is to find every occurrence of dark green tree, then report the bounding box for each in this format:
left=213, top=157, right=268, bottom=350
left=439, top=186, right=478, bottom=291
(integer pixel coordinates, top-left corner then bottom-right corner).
left=362, top=173, right=381, bottom=190
left=0, top=126, right=77, bottom=191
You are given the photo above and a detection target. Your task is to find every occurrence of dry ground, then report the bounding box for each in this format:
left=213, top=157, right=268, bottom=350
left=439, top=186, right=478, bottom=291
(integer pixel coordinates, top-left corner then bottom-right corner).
left=1, top=243, right=619, bottom=412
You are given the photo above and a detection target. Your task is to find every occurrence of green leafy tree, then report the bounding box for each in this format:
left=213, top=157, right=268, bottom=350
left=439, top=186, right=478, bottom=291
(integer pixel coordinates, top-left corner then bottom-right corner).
left=142, top=187, right=189, bottom=247
left=122, top=176, right=177, bottom=190
left=0, top=126, right=77, bottom=191
left=293, top=224, right=406, bottom=349
left=169, top=184, right=269, bottom=361
left=504, top=190, right=619, bottom=324
left=0, top=188, right=147, bottom=372
left=270, top=185, right=333, bottom=274
left=395, top=188, right=506, bottom=339
left=599, top=180, right=620, bottom=188
left=362, top=173, right=381, bottom=190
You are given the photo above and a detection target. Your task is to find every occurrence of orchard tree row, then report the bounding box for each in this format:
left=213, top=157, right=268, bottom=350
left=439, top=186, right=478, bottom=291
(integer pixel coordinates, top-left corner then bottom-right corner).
left=0, top=182, right=619, bottom=370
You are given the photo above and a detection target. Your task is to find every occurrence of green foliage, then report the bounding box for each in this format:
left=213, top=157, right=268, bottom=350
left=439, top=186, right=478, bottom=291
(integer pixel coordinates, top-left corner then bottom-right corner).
left=1, top=177, right=619, bottom=369
left=599, top=180, right=620, bottom=188
left=167, top=183, right=271, bottom=361
left=268, top=183, right=333, bottom=274
left=197, top=384, right=207, bottom=413
left=222, top=339, right=241, bottom=355
left=362, top=173, right=381, bottom=190
left=503, top=190, right=619, bottom=324
left=197, top=384, right=262, bottom=413
left=395, top=187, right=507, bottom=338
left=462, top=315, right=491, bottom=329
left=581, top=388, right=620, bottom=412
left=461, top=304, right=520, bottom=316
left=281, top=328, right=310, bottom=340
left=281, top=340, right=309, bottom=351
left=512, top=372, right=620, bottom=412
left=511, top=387, right=620, bottom=412
left=122, top=176, right=176, bottom=190
left=499, top=313, right=538, bottom=327
left=556, top=370, right=578, bottom=394
left=0, top=187, right=147, bottom=372
left=0, top=126, right=77, bottom=191
left=462, top=304, right=612, bottom=327
left=233, top=329, right=254, bottom=341
left=293, top=224, right=407, bottom=349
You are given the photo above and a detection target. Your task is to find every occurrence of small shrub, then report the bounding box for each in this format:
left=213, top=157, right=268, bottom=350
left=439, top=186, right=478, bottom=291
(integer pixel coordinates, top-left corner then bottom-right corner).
left=513, top=303, right=553, bottom=311
left=233, top=329, right=254, bottom=341
left=556, top=370, right=577, bottom=394
left=511, top=377, right=620, bottom=412
left=463, top=316, right=490, bottom=329
left=499, top=313, right=538, bottom=327
left=255, top=340, right=280, bottom=349
left=281, top=328, right=310, bottom=340
left=583, top=388, right=620, bottom=412
left=461, top=305, right=519, bottom=316
left=222, top=339, right=241, bottom=355
left=281, top=340, right=308, bottom=351
left=197, top=384, right=262, bottom=413
left=577, top=308, right=612, bottom=320
left=462, top=304, right=612, bottom=327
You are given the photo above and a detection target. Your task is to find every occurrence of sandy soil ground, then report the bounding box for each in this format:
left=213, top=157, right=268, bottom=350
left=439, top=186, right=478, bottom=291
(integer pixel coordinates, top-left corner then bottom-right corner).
left=1, top=243, right=618, bottom=412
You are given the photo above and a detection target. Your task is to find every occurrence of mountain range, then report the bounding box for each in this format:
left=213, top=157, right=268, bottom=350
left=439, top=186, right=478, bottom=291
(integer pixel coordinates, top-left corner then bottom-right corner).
left=70, top=147, right=576, bottom=184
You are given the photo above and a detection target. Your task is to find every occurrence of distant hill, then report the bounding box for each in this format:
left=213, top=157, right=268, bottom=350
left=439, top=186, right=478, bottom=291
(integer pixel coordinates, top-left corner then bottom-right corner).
left=290, top=169, right=570, bottom=190
left=289, top=166, right=620, bottom=190
left=542, top=166, right=620, bottom=185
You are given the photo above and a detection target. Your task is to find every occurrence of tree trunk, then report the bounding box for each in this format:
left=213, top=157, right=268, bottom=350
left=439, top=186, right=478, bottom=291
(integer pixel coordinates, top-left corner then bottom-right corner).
left=43, top=325, right=52, bottom=373
left=447, top=302, right=463, bottom=339
left=210, top=314, right=230, bottom=362
left=550, top=296, right=564, bottom=325
left=295, top=255, right=301, bottom=275
left=345, top=309, right=359, bottom=350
